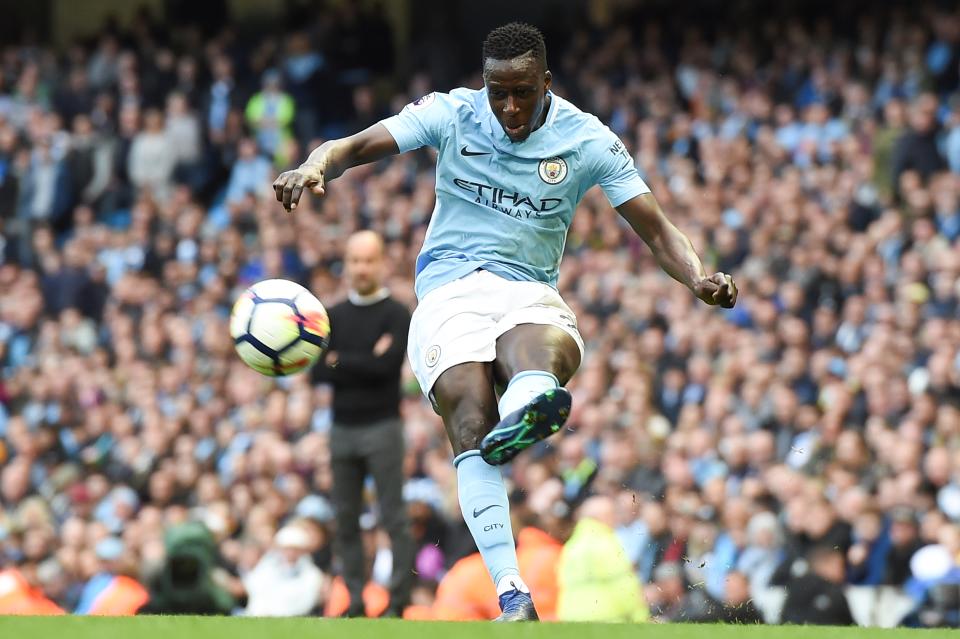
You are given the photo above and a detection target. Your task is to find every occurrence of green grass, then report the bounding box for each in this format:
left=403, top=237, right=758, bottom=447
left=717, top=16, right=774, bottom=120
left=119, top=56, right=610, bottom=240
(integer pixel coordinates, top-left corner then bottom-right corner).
left=0, top=617, right=955, bottom=639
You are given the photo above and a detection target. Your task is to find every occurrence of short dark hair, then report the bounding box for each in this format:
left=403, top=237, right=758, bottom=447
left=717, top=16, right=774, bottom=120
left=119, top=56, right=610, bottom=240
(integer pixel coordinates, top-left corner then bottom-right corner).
left=482, top=22, right=546, bottom=69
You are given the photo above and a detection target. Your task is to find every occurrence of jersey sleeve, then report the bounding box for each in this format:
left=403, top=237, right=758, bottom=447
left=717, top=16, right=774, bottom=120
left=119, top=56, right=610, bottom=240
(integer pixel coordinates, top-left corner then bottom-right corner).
left=588, top=125, right=651, bottom=207
left=379, top=92, right=455, bottom=153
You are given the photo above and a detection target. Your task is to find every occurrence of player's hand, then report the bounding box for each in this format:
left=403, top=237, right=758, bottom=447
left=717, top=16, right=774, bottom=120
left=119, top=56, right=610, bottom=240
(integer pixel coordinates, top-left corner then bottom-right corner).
left=692, top=272, right=738, bottom=308
left=273, top=161, right=326, bottom=212
left=373, top=334, right=392, bottom=356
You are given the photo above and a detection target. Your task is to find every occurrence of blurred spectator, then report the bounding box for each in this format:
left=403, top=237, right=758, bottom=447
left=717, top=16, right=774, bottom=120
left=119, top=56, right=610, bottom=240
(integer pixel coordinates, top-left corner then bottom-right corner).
left=66, top=115, right=112, bottom=210
left=720, top=571, right=763, bottom=624
left=15, top=137, right=71, bottom=261
left=243, top=524, right=328, bottom=617
left=74, top=537, right=148, bottom=615
left=886, top=507, right=925, bottom=585
left=55, top=68, right=95, bottom=124
left=204, top=55, right=240, bottom=143
left=164, top=92, right=203, bottom=189
left=737, top=511, right=786, bottom=598
left=245, top=70, right=294, bottom=166
left=224, top=138, right=272, bottom=207
left=847, top=509, right=889, bottom=586
left=646, top=561, right=716, bottom=623
left=904, top=543, right=960, bottom=627
left=127, top=108, right=175, bottom=202
left=892, top=93, right=946, bottom=198
left=781, top=546, right=855, bottom=626
left=281, top=32, right=325, bottom=144
left=557, top=496, right=648, bottom=622
left=0, top=566, right=65, bottom=615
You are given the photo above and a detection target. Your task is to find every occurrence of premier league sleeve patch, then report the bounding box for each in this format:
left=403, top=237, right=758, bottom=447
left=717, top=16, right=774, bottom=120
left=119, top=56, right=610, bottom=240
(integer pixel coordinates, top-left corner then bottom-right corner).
left=538, top=157, right=568, bottom=184
left=409, top=93, right=436, bottom=110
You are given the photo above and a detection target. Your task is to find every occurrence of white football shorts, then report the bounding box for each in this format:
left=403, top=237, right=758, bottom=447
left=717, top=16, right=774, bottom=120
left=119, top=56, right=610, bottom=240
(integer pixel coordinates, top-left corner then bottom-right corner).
left=408, top=269, right=585, bottom=399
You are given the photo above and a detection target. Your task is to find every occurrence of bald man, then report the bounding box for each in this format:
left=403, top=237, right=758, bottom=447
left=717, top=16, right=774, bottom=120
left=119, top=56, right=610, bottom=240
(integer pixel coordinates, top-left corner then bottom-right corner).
left=312, top=231, right=414, bottom=617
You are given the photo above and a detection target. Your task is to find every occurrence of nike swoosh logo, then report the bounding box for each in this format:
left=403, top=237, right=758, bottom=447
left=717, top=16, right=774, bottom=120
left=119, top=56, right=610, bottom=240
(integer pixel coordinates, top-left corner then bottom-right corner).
left=460, top=145, right=491, bottom=157
left=472, top=504, right=502, bottom=518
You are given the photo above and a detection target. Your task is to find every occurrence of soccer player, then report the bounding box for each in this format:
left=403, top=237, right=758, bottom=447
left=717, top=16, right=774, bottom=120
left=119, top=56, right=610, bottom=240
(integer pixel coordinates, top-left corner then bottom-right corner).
left=274, top=22, right=737, bottom=621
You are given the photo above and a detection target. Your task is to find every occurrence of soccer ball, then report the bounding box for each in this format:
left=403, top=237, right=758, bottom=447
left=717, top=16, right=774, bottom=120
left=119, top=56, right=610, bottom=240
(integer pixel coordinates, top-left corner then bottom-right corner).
left=230, top=279, right=330, bottom=376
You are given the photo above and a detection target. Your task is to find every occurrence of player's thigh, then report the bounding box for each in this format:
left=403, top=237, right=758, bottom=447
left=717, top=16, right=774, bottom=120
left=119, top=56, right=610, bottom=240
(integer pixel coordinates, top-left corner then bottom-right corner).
left=407, top=273, right=501, bottom=405
left=492, top=281, right=584, bottom=385
left=432, top=361, right=501, bottom=455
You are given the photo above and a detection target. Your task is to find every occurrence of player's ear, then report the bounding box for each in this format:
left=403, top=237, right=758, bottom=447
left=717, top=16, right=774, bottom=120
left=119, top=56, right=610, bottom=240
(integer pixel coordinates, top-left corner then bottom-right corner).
left=543, top=69, right=552, bottom=92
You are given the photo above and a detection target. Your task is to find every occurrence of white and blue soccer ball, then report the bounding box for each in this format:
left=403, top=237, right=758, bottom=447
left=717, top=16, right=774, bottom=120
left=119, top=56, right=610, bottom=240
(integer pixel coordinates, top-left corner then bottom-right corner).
left=230, top=279, right=330, bottom=376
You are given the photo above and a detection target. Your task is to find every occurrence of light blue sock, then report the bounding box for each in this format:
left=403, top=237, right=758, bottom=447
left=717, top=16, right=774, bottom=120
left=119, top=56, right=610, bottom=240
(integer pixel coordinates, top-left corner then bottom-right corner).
left=454, top=450, right=528, bottom=594
left=497, top=370, right=559, bottom=418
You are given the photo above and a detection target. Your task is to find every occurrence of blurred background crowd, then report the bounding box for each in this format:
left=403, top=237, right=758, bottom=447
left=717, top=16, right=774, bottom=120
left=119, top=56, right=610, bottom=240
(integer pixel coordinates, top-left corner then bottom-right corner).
left=2, top=0, right=960, bottom=627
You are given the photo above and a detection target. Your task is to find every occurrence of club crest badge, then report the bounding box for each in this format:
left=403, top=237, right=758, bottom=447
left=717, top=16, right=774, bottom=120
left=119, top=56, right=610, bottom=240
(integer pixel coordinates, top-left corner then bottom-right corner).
left=425, top=345, right=441, bottom=368
left=538, top=157, right=568, bottom=184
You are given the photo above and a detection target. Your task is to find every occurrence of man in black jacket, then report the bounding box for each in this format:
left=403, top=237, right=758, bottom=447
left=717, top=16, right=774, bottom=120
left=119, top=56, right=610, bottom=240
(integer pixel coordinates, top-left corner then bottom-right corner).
left=312, top=230, right=413, bottom=617
left=781, top=545, right=854, bottom=626
left=892, top=93, right=945, bottom=199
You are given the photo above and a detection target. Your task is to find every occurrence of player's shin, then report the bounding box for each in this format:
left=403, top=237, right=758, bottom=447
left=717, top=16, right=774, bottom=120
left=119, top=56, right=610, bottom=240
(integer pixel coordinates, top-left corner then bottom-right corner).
left=454, top=450, right=530, bottom=595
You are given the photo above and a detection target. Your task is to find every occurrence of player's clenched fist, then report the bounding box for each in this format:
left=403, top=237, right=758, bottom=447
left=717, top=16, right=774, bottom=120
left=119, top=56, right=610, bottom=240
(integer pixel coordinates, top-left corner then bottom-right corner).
left=693, top=272, right=738, bottom=308
left=273, top=161, right=326, bottom=212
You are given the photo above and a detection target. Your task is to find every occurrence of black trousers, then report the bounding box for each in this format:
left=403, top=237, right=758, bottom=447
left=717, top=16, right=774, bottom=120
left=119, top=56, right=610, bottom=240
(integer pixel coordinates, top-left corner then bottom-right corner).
left=330, top=417, right=414, bottom=613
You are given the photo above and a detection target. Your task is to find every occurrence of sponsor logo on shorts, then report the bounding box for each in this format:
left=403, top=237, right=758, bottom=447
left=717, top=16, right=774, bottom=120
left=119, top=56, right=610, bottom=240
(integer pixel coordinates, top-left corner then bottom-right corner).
left=538, top=156, right=568, bottom=184
left=425, top=345, right=441, bottom=368
left=409, top=93, right=435, bottom=110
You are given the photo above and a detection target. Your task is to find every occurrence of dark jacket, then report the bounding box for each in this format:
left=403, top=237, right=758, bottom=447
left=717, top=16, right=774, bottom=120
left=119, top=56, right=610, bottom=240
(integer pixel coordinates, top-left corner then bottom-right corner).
left=781, top=573, right=854, bottom=626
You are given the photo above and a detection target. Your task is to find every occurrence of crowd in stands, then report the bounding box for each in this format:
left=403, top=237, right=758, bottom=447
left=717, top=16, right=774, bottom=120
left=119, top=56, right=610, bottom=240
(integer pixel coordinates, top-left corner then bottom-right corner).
left=1, top=0, right=960, bottom=626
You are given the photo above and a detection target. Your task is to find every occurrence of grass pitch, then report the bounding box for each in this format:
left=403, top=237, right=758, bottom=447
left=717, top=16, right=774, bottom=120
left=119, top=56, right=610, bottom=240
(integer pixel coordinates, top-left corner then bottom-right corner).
left=0, top=616, right=956, bottom=639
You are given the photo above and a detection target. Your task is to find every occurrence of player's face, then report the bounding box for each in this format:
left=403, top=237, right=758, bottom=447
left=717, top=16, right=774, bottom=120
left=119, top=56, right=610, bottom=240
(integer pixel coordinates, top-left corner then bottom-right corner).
left=484, top=56, right=551, bottom=143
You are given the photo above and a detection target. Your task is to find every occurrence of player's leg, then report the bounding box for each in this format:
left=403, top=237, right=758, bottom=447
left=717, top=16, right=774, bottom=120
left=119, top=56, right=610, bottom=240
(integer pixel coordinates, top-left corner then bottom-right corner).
left=480, top=324, right=582, bottom=465
left=495, top=324, right=581, bottom=384
left=364, top=418, right=415, bottom=616
left=329, top=431, right=369, bottom=616
left=432, top=363, right=538, bottom=621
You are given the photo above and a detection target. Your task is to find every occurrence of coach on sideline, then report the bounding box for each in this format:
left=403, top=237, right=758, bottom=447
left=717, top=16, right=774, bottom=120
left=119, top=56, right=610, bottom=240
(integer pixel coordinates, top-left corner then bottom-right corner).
left=311, top=230, right=414, bottom=617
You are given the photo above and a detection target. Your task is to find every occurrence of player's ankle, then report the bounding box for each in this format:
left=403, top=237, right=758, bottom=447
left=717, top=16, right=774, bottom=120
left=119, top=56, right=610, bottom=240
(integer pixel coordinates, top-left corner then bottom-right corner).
left=496, top=574, right=530, bottom=595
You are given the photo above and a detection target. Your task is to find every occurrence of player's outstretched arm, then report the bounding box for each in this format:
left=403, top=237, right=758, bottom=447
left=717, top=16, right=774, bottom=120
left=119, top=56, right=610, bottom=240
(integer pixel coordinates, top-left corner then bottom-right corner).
left=273, top=123, right=400, bottom=211
left=616, top=193, right=738, bottom=308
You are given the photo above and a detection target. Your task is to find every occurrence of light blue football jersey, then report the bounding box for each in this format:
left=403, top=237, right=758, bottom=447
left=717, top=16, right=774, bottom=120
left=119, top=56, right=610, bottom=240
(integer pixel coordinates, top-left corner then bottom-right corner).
left=380, top=88, right=650, bottom=300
